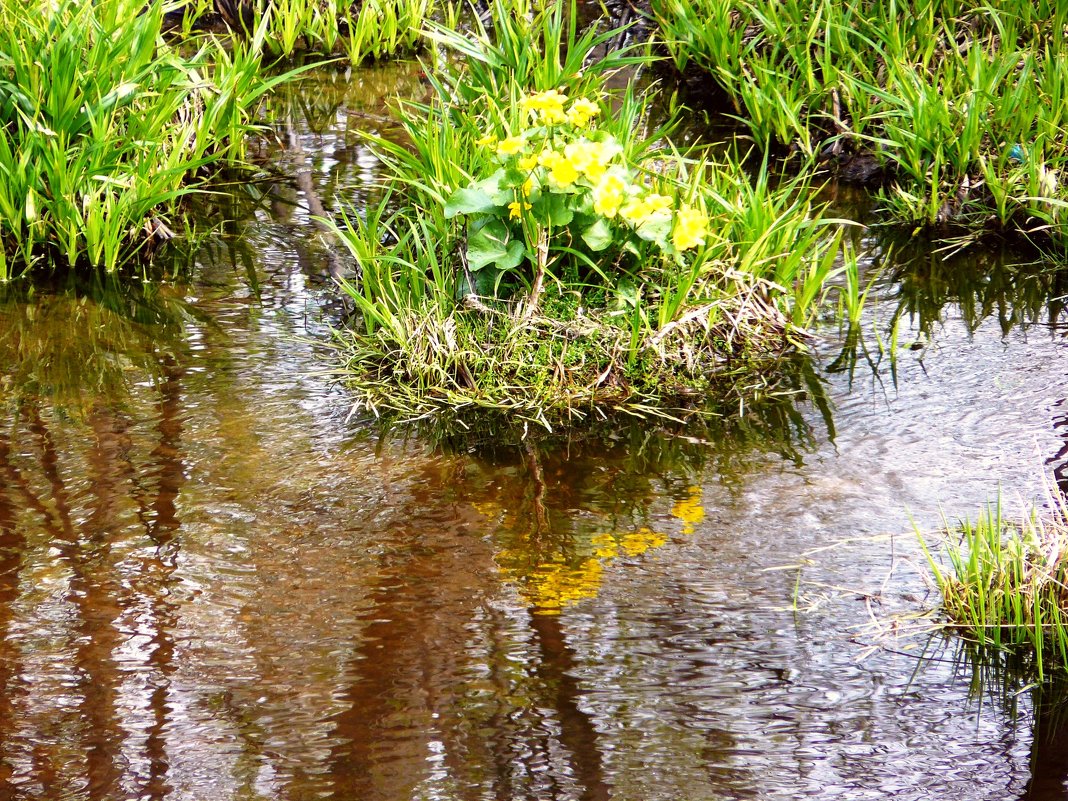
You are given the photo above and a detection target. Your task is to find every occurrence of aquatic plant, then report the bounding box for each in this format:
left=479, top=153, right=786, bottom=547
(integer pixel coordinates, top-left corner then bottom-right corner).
left=0, top=0, right=293, bottom=277
left=188, top=0, right=438, bottom=63
left=651, top=0, right=1068, bottom=249
left=323, top=0, right=854, bottom=426
left=918, top=488, right=1068, bottom=679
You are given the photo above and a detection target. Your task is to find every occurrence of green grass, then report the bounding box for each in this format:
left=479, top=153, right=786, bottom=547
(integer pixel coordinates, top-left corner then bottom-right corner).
left=651, top=0, right=1068, bottom=250
left=322, top=0, right=859, bottom=427
left=188, top=0, right=439, bottom=63
left=0, top=0, right=297, bottom=278
left=918, top=488, right=1068, bottom=680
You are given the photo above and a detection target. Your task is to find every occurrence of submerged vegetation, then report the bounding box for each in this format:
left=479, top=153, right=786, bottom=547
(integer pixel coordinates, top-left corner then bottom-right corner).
left=918, top=488, right=1068, bottom=679
left=653, top=0, right=1068, bottom=250
left=326, top=0, right=857, bottom=426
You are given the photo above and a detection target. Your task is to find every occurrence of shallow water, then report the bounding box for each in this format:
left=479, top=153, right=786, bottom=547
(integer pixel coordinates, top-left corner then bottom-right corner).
left=4, top=63, right=1068, bottom=801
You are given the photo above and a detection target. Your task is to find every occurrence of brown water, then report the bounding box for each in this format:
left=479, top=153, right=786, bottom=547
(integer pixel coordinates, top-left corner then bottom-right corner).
left=4, top=62, right=1068, bottom=801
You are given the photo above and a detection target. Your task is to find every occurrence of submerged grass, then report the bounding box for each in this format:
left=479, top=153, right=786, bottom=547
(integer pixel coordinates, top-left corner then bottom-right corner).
left=324, top=0, right=859, bottom=427
left=918, top=487, right=1068, bottom=679
left=652, top=0, right=1068, bottom=250
left=0, top=0, right=297, bottom=278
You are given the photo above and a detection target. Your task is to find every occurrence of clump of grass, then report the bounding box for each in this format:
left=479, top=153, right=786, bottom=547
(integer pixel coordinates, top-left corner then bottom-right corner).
left=191, top=0, right=440, bottom=63
left=652, top=0, right=1068, bottom=250
left=0, top=0, right=295, bottom=278
left=323, top=0, right=856, bottom=427
left=918, top=488, right=1068, bottom=679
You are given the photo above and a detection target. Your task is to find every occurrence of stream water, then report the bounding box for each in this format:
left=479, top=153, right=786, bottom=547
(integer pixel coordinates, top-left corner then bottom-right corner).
left=3, top=61, right=1068, bottom=801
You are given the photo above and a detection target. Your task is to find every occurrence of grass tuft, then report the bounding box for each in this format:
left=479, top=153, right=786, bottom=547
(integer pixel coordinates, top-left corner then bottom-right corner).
left=918, top=485, right=1068, bottom=680
left=0, top=0, right=299, bottom=277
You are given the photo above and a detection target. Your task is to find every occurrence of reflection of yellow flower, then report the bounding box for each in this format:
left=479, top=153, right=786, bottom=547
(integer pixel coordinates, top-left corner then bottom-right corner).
left=508, top=200, right=532, bottom=219
left=567, top=97, right=600, bottom=128
left=671, top=486, right=705, bottom=535
left=592, top=172, right=628, bottom=217
left=472, top=501, right=502, bottom=518
left=497, top=135, right=525, bottom=156
left=672, top=205, right=709, bottom=251
left=591, top=532, right=618, bottom=559
left=521, top=89, right=569, bottom=125
left=477, top=133, right=497, bottom=147
left=620, top=527, right=668, bottom=556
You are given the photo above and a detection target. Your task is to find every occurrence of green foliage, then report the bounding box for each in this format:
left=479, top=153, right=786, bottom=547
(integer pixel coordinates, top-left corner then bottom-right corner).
left=651, top=0, right=1068, bottom=247
left=323, top=0, right=856, bottom=425
left=918, top=488, right=1068, bottom=680
left=190, top=0, right=438, bottom=63
left=0, top=0, right=292, bottom=277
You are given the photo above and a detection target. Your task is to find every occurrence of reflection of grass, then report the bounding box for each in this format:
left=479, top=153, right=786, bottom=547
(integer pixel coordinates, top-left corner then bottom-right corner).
left=0, top=275, right=195, bottom=415
left=489, top=485, right=705, bottom=614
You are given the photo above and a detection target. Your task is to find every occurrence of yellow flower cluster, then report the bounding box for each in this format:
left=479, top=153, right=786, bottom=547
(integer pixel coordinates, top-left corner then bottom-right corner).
left=519, top=89, right=601, bottom=128
left=474, top=90, right=712, bottom=254
left=621, top=192, right=672, bottom=227
left=672, top=205, right=710, bottom=251
left=533, top=138, right=620, bottom=189
left=567, top=97, right=600, bottom=128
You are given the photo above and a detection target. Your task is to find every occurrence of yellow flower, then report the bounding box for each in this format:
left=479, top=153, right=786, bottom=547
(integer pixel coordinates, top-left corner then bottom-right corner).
left=508, top=200, right=532, bottom=219
left=620, top=192, right=673, bottom=226
left=644, top=193, right=673, bottom=213
left=542, top=151, right=579, bottom=187
left=592, top=172, right=628, bottom=218
left=518, top=153, right=539, bottom=172
left=563, top=139, right=597, bottom=173
left=521, top=89, right=569, bottom=125
left=672, top=205, right=709, bottom=250
left=496, top=135, right=525, bottom=156
left=567, top=97, right=601, bottom=128
left=476, top=133, right=497, bottom=147
left=522, top=177, right=534, bottom=196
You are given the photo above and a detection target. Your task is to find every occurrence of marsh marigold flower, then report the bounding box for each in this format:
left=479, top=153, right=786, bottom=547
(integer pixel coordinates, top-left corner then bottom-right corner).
left=541, top=151, right=580, bottom=187
left=521, top=89, right=568, bottom=125
left=592, top=172, right=628, bottom=218
left=508, top=200, right=532, bottom=219
left=476, top=133, right=497, bottom=147
left=567, top=97, right=600, bottom=128
left=518, top=152, right=539, bottom=172
left=672, top=205, right=709, bottom=251
left=496, top=135, right=525, bottom=156
left=620, top=192, right=673, bottom=226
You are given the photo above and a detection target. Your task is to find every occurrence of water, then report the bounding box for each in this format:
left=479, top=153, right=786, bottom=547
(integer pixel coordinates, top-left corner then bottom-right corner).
left=3, top=62, right=1068, bottom=801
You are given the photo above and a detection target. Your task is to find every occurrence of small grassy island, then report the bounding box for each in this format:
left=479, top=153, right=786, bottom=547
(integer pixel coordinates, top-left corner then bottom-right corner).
left=2, top=0, right=1067, bottom=434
